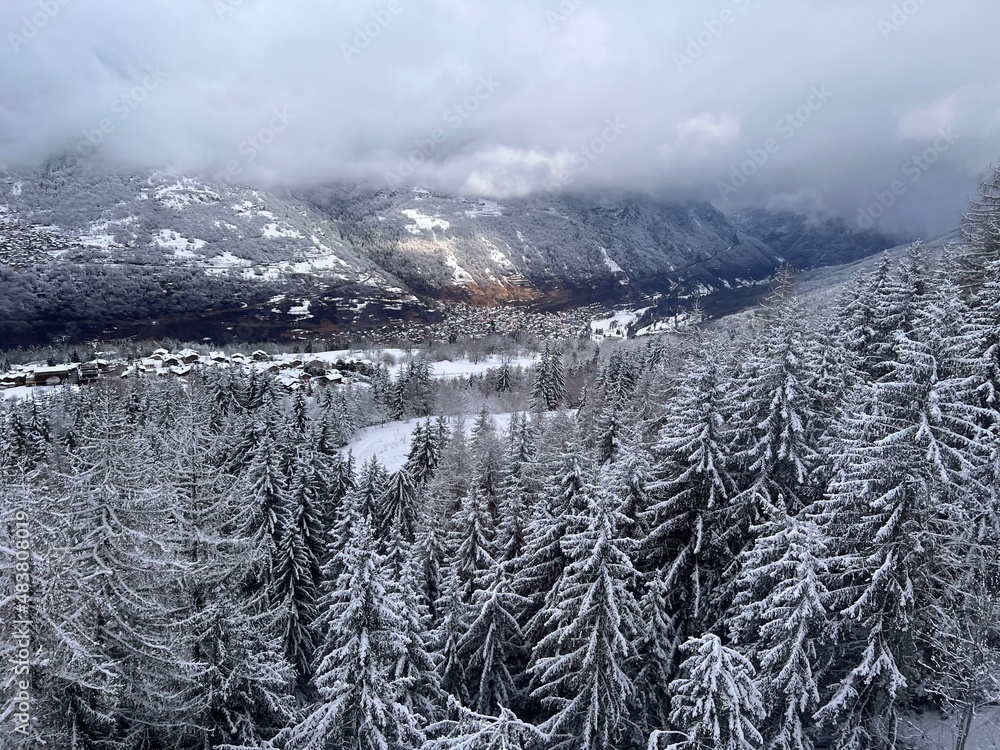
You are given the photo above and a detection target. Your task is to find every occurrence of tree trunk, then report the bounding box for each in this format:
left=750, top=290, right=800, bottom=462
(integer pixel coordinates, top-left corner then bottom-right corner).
left=954, top=701, right=975, bottom=750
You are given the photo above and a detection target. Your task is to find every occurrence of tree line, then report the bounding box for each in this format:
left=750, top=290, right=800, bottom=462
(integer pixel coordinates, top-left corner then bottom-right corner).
left=2, top=171, right=1000, bottom=750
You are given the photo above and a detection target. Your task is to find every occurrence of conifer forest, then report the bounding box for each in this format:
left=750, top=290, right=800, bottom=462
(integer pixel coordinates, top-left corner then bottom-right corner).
left=2, top=176, right=1000, bottom=750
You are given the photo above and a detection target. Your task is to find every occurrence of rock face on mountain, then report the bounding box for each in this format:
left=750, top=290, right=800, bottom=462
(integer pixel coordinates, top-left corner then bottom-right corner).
left=301, top=185, right=783, bottom=303
left=0, top=159, right=902, bottom=345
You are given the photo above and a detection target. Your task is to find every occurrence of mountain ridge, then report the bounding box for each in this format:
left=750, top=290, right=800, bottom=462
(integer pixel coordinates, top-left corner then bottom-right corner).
left=0, top=160, right=905, bottom=345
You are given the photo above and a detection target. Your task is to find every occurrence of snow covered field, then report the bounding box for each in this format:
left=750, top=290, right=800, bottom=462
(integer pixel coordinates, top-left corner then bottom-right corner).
left=346, top=412, right=515, bottom=472
left=2, top=385, right=76, bottom=401
left=2, top=385, right=33, bottom=400
left=897, top=708, right=1000, bottom=750
left=590, top=310, right=647, bottom=341
left=424, top=355, right=535, bottom=380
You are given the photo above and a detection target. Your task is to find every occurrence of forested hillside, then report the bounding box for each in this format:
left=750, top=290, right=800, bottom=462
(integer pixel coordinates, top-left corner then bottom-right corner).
left=1, top=172, right=998, bottom=750
left=0, top=161, right=902, bottom=346
left=2, top=207, right=1000, bottom=749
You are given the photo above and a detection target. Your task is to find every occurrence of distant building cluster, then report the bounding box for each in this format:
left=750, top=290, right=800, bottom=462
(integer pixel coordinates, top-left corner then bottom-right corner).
left=358, top=301, right=603, bottom=345
left=123, top=347, right=377, bottom=390
left=1, top=361, right=109, bottom=388
left=1, top=347, right=379, bottom=394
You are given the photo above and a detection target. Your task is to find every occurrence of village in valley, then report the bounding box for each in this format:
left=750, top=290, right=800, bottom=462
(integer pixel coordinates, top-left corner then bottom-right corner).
left=0, top=297, right=684, bottom=401
left=0, top=346, right=378, bottom=398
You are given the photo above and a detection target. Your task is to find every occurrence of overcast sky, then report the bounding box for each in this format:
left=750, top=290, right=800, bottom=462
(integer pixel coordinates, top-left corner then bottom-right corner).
left=1, top=0, right=998, bottom=235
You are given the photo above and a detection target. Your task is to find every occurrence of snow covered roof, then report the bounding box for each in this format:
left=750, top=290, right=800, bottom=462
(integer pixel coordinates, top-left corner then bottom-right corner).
left=30, top=365, right=79, bottom=376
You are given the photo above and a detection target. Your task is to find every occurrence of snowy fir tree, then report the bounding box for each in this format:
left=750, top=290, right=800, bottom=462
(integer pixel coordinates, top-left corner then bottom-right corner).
left=448, top=487, right=497, bottom=604
left=514, top=429, right=594, bottom=642
left=286, top=519, right=424, bottom=750
left=530, top=343, right=567, bottom=412
left=729, top=273, right=822, bottom=520
left=634, top=570, right=681, bottom=738
left=273, top=446, right=326, bottom=687
left=660, top=633, right=764, bottom=750
left=959, top=162, right=1000, bottom=289
left=528, top=491, right=643, bottom=750
left=729, top=503, right=829, bottom=750
left=379, top=467, right=422, bottom=546
left=405, top=418, right=444, bottom=487
left=458, top=568, right=529, bottom=717
left=815, top=283, right=991, bottom=748
left=645, top=355, right=739, bottom=637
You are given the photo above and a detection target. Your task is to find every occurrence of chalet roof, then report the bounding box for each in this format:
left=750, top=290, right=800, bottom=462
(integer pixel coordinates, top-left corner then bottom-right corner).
left=31, top=365, right=79, bottom=376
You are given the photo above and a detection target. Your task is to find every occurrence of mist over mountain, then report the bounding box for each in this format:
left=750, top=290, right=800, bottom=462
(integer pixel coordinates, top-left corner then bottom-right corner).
left=0, top=160, right=904, bottom=345
left=731, top=207, right=909, bottom=269
left=1, top=1, right=997, bottom=238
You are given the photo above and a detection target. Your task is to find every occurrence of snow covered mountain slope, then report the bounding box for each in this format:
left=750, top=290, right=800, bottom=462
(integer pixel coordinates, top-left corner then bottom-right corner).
left=0, top=159, right=386, bottom=285
left=0, top=159, right=902, bottom=345
left=0, top=160, right=429, bottom=345
left=302, top=185, right=799, bottom=303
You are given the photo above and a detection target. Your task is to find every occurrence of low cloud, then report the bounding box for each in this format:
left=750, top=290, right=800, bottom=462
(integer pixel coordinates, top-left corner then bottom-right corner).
left=660, top=113, right=741, bottom=159
left=458, top=146, right=576, bottom=198
left=0, top=0, right=997, bottom=236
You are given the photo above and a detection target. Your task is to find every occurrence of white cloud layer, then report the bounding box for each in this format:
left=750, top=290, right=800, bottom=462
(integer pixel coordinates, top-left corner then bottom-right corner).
left=1, top=0, right=997, bottom=235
